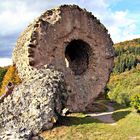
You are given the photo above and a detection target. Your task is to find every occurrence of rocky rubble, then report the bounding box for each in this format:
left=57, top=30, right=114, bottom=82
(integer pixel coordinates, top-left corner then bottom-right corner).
left=0, top=66, right=67, bottom=140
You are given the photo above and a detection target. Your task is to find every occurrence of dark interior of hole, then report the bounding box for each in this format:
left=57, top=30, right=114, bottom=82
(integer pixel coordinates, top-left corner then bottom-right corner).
left=65, top=40, right=90, bottom=75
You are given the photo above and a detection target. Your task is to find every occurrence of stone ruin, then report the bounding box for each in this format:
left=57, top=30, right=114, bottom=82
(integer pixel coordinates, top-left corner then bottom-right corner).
left=13, top=5, right=114, bottom=112
left=0, top=5, right=114, bottom=140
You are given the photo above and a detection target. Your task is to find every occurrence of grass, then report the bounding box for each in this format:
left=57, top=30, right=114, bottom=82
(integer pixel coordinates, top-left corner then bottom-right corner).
left=40, top=106, right=140, bottom=140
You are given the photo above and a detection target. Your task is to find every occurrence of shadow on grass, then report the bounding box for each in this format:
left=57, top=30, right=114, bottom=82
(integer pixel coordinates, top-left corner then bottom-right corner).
left=111, top=102, right=128, bottom=111
left=57, top=110, right=131, bottom=127
left=57, top=115, right=102, bottom=127
left=112, top=110, right=131, bottom=121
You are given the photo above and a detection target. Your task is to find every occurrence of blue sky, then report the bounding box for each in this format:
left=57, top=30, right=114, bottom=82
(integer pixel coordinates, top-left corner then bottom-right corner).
left=0, top=0, right=140, bottom=66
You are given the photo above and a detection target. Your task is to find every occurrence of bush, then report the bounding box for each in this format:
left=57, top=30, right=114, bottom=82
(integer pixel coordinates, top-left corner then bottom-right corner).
left=108, top=90, right=130, bottom=106
left=131, top=93, right=140, bottom=112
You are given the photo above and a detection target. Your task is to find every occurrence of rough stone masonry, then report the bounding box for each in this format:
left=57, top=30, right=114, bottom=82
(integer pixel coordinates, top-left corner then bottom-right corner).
left=0, top=66, right=67, bottom=140
left=0, top=4, right=114, bottom=140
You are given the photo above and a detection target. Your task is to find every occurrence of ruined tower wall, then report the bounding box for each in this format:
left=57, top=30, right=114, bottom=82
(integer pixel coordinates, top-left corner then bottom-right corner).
left=12, top=5, right=114, bottom=112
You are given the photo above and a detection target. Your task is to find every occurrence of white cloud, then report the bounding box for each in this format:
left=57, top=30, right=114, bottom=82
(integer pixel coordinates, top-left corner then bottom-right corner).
left=103, top=10, right=140, bottom=42
left=0, top=0, right=140, bottom=55
left=0, top=58, right=12, bottom=67
left=81, top=0, right=140, bottom=43
left=0, top=0, right=41, bottom=36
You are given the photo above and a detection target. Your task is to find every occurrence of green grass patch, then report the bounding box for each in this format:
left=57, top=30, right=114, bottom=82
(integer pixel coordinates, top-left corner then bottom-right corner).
left=41, top=107, right=140, bottom=140
left=112, top=108, right=131, bottom=121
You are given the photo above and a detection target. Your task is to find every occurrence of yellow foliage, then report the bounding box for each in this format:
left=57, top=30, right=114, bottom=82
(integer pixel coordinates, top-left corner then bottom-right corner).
left=136, top=64, right=140, bottom=71
left=0, top=65, right=21, bottom=96
left=109, top=70, right=131, bottom=84
left=114, top=38, right=140, bottom=49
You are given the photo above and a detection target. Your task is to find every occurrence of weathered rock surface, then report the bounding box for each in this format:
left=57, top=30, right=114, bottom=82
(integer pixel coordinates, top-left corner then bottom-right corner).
left=0, top=66, right=67, bottom=140
left=12, top=5, right=114, bottom=112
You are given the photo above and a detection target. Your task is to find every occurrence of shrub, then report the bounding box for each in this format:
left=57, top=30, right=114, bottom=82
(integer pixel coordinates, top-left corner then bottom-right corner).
left=131, top=93, right=140, bottom=112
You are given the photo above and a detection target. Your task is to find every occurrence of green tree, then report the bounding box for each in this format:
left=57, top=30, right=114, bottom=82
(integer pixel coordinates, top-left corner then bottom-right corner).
left=131, top=93, right=140, bottom=112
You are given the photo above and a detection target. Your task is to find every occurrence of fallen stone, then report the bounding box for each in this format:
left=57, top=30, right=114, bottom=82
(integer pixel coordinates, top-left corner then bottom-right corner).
left=0, top=66, right=67, bottom=140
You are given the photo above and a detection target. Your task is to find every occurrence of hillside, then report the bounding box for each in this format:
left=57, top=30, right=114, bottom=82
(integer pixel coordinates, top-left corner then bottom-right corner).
left=108, top=38, right=140, bottom=107
left=114, top=38, right=140, bottom=49
left=113, top=38, right=140, bottom=73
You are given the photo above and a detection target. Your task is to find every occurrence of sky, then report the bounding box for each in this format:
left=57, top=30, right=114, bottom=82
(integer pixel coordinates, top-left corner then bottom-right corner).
left=0, top=0, right=140, bottom=66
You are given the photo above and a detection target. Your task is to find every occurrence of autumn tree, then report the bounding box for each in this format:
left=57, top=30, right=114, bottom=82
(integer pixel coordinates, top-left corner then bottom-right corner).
left=0, top=65, right=21, bottom=96
left=0, top=67, right=8, bottom=87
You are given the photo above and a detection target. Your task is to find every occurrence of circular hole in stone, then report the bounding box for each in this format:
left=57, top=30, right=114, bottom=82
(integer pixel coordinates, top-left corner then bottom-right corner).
left=65, top=39, right=90, bottom=75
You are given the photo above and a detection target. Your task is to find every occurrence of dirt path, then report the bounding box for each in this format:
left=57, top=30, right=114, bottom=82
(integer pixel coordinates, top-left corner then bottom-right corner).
left=86, top=103, right=116, bottom=125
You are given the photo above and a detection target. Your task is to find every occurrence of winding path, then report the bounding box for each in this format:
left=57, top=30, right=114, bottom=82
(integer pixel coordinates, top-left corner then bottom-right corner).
left=87, top=103, right=116, bottom=125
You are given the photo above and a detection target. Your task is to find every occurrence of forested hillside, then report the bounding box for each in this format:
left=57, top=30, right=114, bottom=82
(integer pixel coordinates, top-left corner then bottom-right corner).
left=108, top=38, right=140, bottom=111
left=113, top=38, right=140, bottom=73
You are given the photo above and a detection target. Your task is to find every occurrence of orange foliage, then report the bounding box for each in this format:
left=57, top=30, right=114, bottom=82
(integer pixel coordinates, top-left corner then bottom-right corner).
left=0, top=65, right=21, bottom=96
left=114, top=38, right=140, bottom=49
